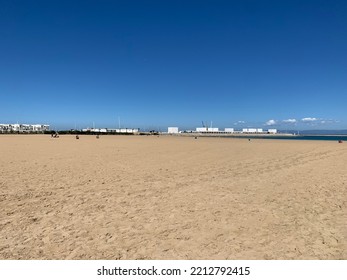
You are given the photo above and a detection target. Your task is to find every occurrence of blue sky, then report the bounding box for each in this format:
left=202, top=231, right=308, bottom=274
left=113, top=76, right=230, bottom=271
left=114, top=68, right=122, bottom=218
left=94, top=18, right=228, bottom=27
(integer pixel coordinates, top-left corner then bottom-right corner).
left=0, top=0, right=346, bottom=130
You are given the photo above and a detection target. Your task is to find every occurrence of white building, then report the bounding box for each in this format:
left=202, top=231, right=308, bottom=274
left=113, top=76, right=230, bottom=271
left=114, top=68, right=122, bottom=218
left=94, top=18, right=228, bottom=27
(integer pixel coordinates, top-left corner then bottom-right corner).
left=168, top=127, right=179, bottom=134
left=242, top=128, right=258, bottom=133
left=242, top=128, right=266, bottom=133
left=267, top=129, right=277, bottom=134
left=113, top=128, right=139, bottom=133
left=196, top=127, right=207, bottom=132
left=83, top=128, right=139, bottom=133
left=225, top=128, right=234, bottom=133
left=196, top=127, right=219, bottom=133
left=0, top=124, right=49, bottom=133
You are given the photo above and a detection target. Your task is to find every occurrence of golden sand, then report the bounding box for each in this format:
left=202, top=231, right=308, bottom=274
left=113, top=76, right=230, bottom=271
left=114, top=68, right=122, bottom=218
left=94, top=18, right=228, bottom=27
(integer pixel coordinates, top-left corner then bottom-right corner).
left=0, top=135, right=346, bottom=259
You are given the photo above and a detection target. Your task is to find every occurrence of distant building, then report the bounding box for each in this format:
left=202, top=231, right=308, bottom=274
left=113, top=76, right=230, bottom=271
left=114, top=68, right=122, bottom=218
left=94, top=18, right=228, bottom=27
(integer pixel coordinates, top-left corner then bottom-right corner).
left=267, top=129, right=277, bottom=134
left=168, top=127, right=179, bottom=134
left=196, top=127, right=207, bottom=132
left=225, top=128, right=234, bottom=133
left=82, top=128, right=139, bottom=133
left=242, top=128, right=268, bottom=134
left=242, top=128, right=257, bottom=133
left=196, top=127, right=219, bottom=133
left=0, top=124, right=49, bottom=133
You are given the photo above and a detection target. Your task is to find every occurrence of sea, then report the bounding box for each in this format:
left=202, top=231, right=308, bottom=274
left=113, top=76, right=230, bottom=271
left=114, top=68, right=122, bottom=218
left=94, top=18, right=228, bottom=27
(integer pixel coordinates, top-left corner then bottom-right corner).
left=229, top=135, right=347, bottom=141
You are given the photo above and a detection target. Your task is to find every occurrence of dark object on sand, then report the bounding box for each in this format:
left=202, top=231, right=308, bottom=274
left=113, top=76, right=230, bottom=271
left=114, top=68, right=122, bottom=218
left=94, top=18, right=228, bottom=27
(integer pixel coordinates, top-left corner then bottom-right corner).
left=195, top=136, right=198, bottom=139
left=96, top=135, right=99, bottom=139
left=338, top=140, right=343, bottom=143
left=76, top=135, right=79, bottom=139
left=248, top=138, right=251, bottom=141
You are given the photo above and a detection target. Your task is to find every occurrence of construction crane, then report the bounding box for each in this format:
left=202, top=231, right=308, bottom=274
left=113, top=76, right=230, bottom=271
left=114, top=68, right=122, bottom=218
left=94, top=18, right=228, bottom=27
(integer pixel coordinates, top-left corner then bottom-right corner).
left=202, top=121, right=208, bottom=132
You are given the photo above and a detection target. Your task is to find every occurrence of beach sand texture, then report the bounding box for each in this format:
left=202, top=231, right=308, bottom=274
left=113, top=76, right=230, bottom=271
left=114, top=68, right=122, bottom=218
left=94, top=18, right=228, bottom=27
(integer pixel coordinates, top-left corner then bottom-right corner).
left=0, top=135, right=346, bottom=259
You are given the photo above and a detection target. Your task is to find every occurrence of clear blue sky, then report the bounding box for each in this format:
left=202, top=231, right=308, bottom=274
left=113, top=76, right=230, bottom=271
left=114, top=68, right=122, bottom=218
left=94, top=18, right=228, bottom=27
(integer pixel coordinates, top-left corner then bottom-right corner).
left=1, top=0, right=346, bottom=130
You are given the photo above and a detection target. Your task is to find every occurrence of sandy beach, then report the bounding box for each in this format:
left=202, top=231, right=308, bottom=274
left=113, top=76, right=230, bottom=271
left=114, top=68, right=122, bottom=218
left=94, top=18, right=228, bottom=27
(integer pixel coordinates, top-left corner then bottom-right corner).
left=0, top=135, right=346, bottom=259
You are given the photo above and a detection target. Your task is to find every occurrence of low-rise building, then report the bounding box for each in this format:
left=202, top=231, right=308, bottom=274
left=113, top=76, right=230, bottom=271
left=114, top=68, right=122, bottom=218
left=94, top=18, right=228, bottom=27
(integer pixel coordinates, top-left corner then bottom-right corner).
left=0, top=123, right=49, bottom=133
left=196, top=127, right=219, bottom=133
left=267, top=129, right=277, bottom=134
left=168, top=127, right=179, bottom=134
left=242, top=128, right=267, bottom=133
left=82, top=128, right=139, bottom=133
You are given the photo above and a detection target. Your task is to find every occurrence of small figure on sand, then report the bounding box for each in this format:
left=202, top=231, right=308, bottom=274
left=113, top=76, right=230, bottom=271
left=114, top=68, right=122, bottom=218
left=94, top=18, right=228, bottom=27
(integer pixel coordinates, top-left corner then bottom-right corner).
left=51, top=132, right=59, bottom=138
left=96, top=135, right=99, bottom=139
left=76, top=135, right=79, bottom=139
